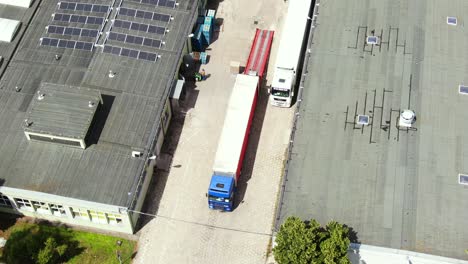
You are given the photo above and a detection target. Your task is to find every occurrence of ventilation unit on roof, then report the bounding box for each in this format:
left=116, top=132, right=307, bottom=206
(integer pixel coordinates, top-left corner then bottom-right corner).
left=398, top=110, right=416, bottom=128
left=0, top=0, right=32, bottom=8
left=356, top=115, right=370, bottom=125
left=0, top=18, right=21, bottom=43
left=447, top=17, right=457, bottom=26
left=132, top=151, right=143, bottom=158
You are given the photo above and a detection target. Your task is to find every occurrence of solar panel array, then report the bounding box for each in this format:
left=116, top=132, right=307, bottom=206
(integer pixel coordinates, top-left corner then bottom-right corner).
left=118, top=7, right=171, bottom=22
left=108, top=32, right=162, bottom=48
left=53, top=13, right=105, bottom=25
left=47, top=25, right=99, bottom=38
left=58, top=2, right=110, bottom=13
left=127, top=0, right=177, bottom=8
left=40, top=37, right=94, bottom=51
left=103, top=45, right=158, bottom=62
left=113, top=19, right=166, bottom=35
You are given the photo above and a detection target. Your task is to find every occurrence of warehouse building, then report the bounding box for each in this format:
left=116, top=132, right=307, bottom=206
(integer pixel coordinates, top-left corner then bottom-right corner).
left=0, top=0, right=203, bottom=234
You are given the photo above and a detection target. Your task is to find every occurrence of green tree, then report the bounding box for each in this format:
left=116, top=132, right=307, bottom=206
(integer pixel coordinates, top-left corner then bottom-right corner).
left=273, top=217, right=351, bottom=264
left=3, top=224, right=73, bottom=264
left=37, top=237, right=68, bottom=264
left=320, top=221, right=351, bottom=264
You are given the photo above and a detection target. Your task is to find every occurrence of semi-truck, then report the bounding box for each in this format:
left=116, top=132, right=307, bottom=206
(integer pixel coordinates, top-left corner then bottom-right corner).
left=207, top=29, right=274, bottom=211
left=269, top=0, right=312, bottom=107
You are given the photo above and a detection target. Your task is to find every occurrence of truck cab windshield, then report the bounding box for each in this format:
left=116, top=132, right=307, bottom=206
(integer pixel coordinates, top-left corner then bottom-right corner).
left=208, top=195, right=230, bottom=203
left=271, top=88, right=290, bottom=97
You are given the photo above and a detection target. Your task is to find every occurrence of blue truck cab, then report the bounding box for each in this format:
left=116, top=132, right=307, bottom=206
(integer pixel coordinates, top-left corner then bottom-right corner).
left=208, top=175, right=235, bottom=211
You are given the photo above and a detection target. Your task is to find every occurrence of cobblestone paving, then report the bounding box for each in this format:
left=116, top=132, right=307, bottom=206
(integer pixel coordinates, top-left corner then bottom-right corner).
left=134, top=0, right=294, bottom=263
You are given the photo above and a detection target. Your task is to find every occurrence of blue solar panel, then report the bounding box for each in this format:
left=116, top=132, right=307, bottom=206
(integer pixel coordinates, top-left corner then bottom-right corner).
left=459, top=85, right=468, bottom=94
left=119, top=7, right=171, bottom=22
left=358, top=116, right=369, bottom=123
left=127, top=0, right=177, bottom=8
left=53, top=13, right=105, bottom=25
left=47, top=25, right=99, bottom=38
left=102, top=45, right=159, bottom=62
left=40, top=37, right=94, bottom=51
left=58, top=2, right=110, bottom=13
left=107, top=32, right=162, bottom=48
left=113, top=19, right=166, bottom=35
left=460, top=174, right=468, bottom=185
left=447, top=17, right=457, bottom=25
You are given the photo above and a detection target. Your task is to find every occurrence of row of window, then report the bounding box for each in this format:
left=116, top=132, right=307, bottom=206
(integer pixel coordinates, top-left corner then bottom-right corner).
left=0, top=194, right=122, bottom=225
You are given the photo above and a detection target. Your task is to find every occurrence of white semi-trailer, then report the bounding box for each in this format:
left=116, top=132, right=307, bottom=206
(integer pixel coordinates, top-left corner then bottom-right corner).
left=269, top=0, right=312, bottom=107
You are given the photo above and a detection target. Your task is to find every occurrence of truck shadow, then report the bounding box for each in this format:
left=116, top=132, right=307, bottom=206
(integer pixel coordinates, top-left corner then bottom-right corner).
left=134, top=82, right=199, bottom=232
left=233, top=79, right=269, bottom=209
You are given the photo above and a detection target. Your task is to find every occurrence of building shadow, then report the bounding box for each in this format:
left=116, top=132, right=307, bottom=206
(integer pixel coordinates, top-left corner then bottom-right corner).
left=134, top=80, right=199, bottom=231
left=345, top=224, right=360, bottom=243
left=207, top=0, right=224, bottom=11
left=86, top=94, right=115, bottom=146
left=233, top=78, right=269, bottom=209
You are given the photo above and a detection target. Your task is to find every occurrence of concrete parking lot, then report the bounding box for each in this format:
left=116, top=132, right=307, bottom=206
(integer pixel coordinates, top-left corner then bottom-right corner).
left=133, top=0, right=294, bottom=263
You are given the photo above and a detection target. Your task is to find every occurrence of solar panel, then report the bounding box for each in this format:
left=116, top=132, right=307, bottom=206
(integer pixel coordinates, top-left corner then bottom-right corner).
left=113, top=19, right=166, bottom=35
left=40, top=37, right=94, bottom=51
left=459, top=85, right=468, bottom=94
left=53, top=13, right=105, bottom=25
left=460, top=174, right=468, bottom=185
left=356, top=115, right=370, bottom=125
left=127, top=0, right=177, bottom=8
left=118, top=7, right=172, bottom=22
left=447, top=17, right=457, bottom=26
left=47, top=25, right=99, bottom=38
left=102, top=45, right=159, bottom=62
left=107, top=32, right=162, bottom=48
left=58, top=2, right=110, bottom=13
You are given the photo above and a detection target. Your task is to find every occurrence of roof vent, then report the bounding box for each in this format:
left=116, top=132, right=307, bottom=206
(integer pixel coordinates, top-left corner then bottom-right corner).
left=459, top=85, right=468, bottom=94
left=55, top=54, right=61, bottom=60
left=459, top=174, right=468, bottom=186
left=88, top=101, right=95, bottom=108
left=15, top=86, right=21, bottom=92
left=366, top=36, right=379, bottom=45
left=399, top=110, right=416, bottom=127
left=447, top=17, right=457, bottom=26
left=24, top=119, right=32, bottom=127
left=108, top=70, right=116, bottom=78
left=37, top=91, right=45, bottom=100
left=132, top=151, right=143, bottom=158
left=356, top=115, right=370, bottom=125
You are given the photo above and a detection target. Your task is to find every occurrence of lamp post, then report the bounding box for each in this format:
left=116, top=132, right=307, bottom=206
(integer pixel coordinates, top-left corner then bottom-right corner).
left=116, top=240, right=122, bottom=264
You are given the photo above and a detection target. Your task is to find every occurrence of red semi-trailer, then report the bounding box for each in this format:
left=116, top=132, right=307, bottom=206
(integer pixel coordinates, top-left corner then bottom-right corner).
left=207, top=29, right=274, bottom=211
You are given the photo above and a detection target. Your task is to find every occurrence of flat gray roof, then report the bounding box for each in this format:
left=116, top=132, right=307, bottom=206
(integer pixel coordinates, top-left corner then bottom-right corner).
left=24, top=83, right=101, bottom=140
left=278, top=0, right=468, bottom=260
left=0, top=0, right=196, bottom=206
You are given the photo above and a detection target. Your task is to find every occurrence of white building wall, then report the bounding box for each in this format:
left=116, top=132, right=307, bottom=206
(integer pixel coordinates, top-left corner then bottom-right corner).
left=0, top=187, right=133, bottom=234
left=348, top=244, right=468, bottom=264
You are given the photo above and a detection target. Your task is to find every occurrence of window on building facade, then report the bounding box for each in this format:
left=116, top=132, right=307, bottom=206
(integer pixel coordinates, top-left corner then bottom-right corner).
left=89, top=210, right=107, bottom=224
left=0, top=194, right=12, bottom=208
left=14, top=198, right=33, bottom=210
left=70, top=208, right=89, bottom=220
left=49, top=204, right=66, bottom=217
left=31, top=200, right=50, bottom=214
left=107, top=213, right=123, bottom=225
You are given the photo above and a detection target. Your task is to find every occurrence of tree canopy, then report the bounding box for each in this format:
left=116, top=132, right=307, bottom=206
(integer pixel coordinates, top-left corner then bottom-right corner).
left=273, top=217, right=351, bottom=264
